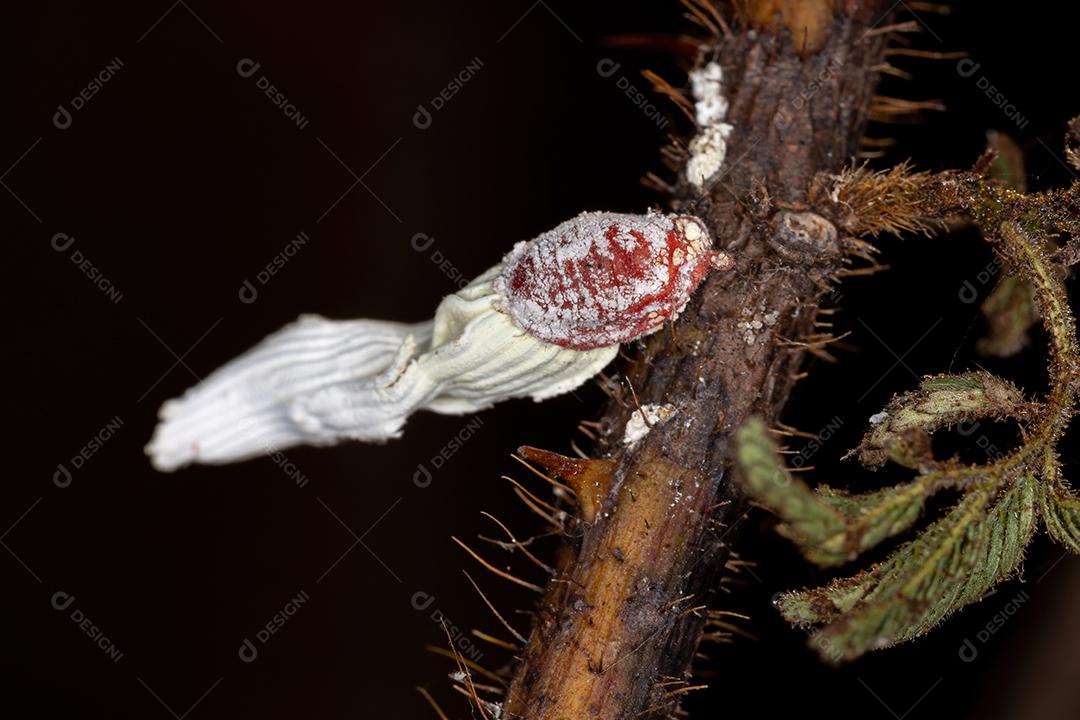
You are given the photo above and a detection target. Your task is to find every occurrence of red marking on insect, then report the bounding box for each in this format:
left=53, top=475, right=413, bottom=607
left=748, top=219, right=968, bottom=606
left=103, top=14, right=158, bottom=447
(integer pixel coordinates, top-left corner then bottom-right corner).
left=495, top=211, right=733, bottom=350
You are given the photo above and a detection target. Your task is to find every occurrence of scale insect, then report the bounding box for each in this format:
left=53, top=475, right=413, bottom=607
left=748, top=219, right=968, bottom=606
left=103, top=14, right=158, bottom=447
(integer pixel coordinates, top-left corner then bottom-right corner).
left=147, top=210, right=733, bottom=471
left=495, top=211, right=733, bottom=350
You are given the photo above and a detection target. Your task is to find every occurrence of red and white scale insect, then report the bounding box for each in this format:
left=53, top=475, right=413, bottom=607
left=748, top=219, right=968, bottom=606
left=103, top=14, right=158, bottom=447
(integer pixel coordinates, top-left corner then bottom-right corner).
left=497, top=211, right=732, bottom=349
left=147, top=211, right=733, bottom=471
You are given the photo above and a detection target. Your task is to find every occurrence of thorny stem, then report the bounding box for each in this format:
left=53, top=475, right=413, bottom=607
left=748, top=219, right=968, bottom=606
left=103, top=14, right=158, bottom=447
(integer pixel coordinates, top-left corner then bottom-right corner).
left=482, top=0, right=1080, bottom=702
left=492, top=2, right=895, bottom=718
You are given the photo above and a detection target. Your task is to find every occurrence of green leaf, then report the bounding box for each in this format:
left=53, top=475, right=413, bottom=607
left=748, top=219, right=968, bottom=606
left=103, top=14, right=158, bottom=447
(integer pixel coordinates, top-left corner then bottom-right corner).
left=804, top=489, right=992, bottom=661
left=779, top=568, right=882, bottom=626
left=855, top=372, right=1027, bottom=469
left=795, top=478, right=1036, bottom=662
left=814, top=480, right=931, bottom=555
left=951, top=477, right=1036, bottom=610
left=1041, top=479, right=1080, bottom=554
left=736, top=421, right=936, bottom=567
left=977, top=274, right=1038, bottom=358
left=735, top=419, right=849, bottom=565
left=987, top=130, right=1027, bottom=193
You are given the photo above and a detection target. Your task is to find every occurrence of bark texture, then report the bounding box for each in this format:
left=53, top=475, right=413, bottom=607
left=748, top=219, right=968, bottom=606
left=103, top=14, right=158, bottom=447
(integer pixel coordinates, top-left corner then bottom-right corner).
left=503, top=3, right=892, bottom=718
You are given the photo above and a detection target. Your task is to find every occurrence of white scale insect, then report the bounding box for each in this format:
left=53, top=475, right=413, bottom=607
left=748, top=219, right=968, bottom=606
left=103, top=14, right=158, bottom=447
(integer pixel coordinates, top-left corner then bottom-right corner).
left=147, top=211, right=732, bottom=471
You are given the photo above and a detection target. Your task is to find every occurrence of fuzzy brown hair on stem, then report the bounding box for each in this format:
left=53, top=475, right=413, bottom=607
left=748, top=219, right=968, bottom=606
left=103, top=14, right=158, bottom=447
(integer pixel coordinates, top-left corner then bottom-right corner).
left=736, top=128, right=1080, bottom=662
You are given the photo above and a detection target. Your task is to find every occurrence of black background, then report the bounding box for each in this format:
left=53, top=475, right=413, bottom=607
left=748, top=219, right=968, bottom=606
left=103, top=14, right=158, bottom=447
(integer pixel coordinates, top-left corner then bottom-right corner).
left=5, top=2, right=1080, bottom=718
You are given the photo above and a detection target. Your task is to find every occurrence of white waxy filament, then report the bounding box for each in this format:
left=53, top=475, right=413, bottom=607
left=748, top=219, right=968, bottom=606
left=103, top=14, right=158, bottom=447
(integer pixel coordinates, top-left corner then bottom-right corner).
left=147, top=266, right=617, bottom=471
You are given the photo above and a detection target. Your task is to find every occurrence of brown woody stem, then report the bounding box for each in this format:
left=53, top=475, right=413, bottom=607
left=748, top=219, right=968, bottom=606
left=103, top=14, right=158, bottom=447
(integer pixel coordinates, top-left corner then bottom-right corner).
left=503, top=3, right=892, bottom=718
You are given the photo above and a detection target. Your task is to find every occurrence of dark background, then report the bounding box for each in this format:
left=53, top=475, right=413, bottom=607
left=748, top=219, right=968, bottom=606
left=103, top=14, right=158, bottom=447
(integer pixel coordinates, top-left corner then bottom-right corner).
left=5, top=1, right=1079, bottom=718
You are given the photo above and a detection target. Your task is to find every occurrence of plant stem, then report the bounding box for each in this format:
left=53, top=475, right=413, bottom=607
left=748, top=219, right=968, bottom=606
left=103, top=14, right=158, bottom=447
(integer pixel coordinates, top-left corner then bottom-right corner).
left=502, top=3, right=893, bottom=717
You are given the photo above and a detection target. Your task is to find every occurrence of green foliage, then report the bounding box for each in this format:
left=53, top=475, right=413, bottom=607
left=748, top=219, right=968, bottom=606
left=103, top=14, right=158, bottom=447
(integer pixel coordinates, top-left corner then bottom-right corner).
left=1040, top=450, right=1080, bottom=554
left=736, top=420, right=849, bottom=565
left=977, top=274, right=1039, bottom=357
left=735, top=130, right=1080, bottom=663
left=978, top=132, right=1039, bottom=358
left=852, top=372, right=1028, bottom=469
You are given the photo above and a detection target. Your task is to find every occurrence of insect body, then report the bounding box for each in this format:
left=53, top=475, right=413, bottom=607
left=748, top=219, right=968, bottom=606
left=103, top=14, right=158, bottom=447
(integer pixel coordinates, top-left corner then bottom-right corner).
left=148, top=210, right=732, bottom=471
left=496, top=211, right=733, bottom=349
